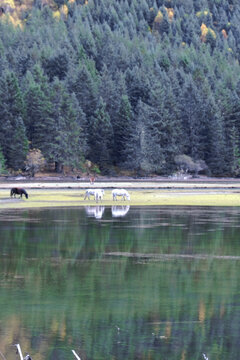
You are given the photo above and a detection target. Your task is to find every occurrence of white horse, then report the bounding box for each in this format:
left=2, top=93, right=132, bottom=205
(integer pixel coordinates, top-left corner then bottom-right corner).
left=111, top=205, right=130, bottom=217
left=85, top=206, right=105, bottom=219
left=84, top=189, right=105, bottom=202
left=95, top=189, right=104, bottom=203
left=112, top=189, right=130, bottom=201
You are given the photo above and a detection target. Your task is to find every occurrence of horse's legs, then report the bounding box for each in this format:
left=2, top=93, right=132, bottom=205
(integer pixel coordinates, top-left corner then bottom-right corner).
left=84, top=192, right=89, bottom=200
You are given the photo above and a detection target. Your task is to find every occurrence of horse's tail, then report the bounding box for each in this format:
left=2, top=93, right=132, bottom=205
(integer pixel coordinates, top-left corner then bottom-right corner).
left=10, top=188, right=13, bottom=197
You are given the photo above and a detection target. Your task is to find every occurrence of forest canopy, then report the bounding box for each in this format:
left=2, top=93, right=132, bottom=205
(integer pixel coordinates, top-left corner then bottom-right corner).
left=1, top=0, right=240, bottom=176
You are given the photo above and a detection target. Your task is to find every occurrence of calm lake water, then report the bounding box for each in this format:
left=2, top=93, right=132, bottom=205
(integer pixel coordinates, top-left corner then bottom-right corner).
left=0, top=206, right=240, bottom=360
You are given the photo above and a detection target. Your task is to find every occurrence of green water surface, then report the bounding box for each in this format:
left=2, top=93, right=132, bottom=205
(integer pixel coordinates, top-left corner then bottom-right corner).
left=0, top=206, right=240, bottom=360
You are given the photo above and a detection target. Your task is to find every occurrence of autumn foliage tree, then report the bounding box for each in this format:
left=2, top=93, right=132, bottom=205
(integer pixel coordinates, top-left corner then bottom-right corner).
left=25, top=149, right=45, bottom=177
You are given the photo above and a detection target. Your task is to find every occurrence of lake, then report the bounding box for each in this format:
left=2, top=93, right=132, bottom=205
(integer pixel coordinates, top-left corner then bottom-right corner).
left=0, top=206, right=240, bottom=360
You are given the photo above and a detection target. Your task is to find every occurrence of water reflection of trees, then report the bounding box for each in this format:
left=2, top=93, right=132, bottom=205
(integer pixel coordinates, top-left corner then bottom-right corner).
left=1, top=207, right=240, bottom=359
left=1, top=258, right=240, bottom=359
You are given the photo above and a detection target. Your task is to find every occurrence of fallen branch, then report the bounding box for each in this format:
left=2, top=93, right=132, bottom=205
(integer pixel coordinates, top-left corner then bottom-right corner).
left=0, top=350, right=7, bottom=360
left=14, top=344, right=24, bottom=360
left=72, top=350, right=81, bottom=360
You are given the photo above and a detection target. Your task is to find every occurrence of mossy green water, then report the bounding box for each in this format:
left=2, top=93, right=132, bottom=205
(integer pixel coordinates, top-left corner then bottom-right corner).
left=1, top=188, right=240, bottom=208
left=1, top=206, right=240, bottom=360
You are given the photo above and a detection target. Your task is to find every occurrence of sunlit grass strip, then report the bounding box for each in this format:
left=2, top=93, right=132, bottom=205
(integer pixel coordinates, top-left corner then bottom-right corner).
left=0, top=189, right=240, bottom=209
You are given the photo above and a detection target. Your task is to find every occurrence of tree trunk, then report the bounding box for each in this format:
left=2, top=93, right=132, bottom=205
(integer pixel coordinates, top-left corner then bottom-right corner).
left=55, top=161, right=63, bottom=173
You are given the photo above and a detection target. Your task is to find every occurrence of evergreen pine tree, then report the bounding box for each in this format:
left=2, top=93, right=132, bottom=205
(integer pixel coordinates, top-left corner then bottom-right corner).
left=125, top=100, right=163, bottom=174
left=24, top=78, right=55, bottom=159
left=221, top=90, right=240, bottom=175
left=180, top=76, right=208, bottom=161
left=0, top=148, right=6, bottom=174
left=113, top=94, right=133, bottom=165
left=50, top=79, right=85, bottom=172
left=89, top=98, right=113, bottom=172
left=205, top=97, right=226, bottom=176
left=8, top=116, right=28, bottom=170
left=0, top=72, right=28, bottom=169
left=70, top=64, right=98, bottom=119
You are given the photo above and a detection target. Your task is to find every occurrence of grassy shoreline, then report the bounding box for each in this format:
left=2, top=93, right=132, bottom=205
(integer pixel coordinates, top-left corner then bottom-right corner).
left=1, top=187, right=240, bottom=209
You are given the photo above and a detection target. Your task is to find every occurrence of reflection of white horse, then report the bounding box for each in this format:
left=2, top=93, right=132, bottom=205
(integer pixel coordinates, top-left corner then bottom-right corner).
left=84, top=189, right=105, bottom=202
left=112, top=189, right=130, bottom=201
left=111, top=205, right=130, bottom=218
left=85, top=206, right=105, bottom=219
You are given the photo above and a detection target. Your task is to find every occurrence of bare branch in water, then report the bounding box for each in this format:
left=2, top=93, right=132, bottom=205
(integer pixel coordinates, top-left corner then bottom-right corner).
left=0, top=350, right=7, bottom=360
left=14, top=344, right=24, bottom=360
left=72, top=350, right=81, bottom=360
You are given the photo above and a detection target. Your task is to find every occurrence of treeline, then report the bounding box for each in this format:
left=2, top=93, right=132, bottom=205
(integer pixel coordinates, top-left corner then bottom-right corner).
left=1, top=0, right=240, bottom=176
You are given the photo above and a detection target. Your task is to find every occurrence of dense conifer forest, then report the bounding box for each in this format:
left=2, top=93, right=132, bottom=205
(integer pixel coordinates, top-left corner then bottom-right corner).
left=0, top=0, right=240, bottom=176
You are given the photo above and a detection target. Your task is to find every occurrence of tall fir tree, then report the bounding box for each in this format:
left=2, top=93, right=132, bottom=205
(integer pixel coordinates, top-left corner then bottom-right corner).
left=50, top=79, right=86, bottom=172
left=8, top=116, right=28, bottom=170
left=24, top=76, right=55, bottom=158
left=125, top=100, right=164, bottom=174
left=0, top=72, right=28, bottom=170
left=221, top=90, right=240, bottom=175
left=180, top=76, right=209, bottom=161
left=70, top=64, right=98, bottom=120
left=89, top=98, right=113, bottom=172
left=0, top=147, right=6, bottom=174
left=150, top=80, right=182, bottom=174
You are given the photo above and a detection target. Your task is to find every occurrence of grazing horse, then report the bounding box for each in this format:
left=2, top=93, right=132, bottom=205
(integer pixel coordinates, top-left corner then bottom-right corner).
left=94, top=190, right=104, bottom=203
left=10, top=188, right=28, bottom=199
left=84, top=189, right=104, bottom=202
left=112, top=189, right=130, bottom=201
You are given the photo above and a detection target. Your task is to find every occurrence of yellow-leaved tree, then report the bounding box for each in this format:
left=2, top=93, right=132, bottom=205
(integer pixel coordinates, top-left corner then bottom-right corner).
left=25, top=149, right=45, bottom=177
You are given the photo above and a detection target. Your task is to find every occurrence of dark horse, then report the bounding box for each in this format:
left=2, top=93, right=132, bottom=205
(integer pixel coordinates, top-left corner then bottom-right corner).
left=10, top=188, right=28, bottom=199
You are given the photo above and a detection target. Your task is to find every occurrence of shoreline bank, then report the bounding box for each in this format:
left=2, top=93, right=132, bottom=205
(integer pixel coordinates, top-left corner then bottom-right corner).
left=1, top=179, right=240, bottom=190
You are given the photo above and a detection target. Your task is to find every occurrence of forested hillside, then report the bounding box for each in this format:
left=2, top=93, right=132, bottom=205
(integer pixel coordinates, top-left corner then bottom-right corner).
left=1, top=0, right=240, bottom=176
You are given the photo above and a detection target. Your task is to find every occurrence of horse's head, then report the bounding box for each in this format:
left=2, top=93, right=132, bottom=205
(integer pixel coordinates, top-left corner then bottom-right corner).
left=22, top=189, right=28, bottom=199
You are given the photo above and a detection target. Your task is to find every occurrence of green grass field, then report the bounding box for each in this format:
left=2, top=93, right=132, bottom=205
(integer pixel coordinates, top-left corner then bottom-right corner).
left=1, top=188, right=240, bottom=209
